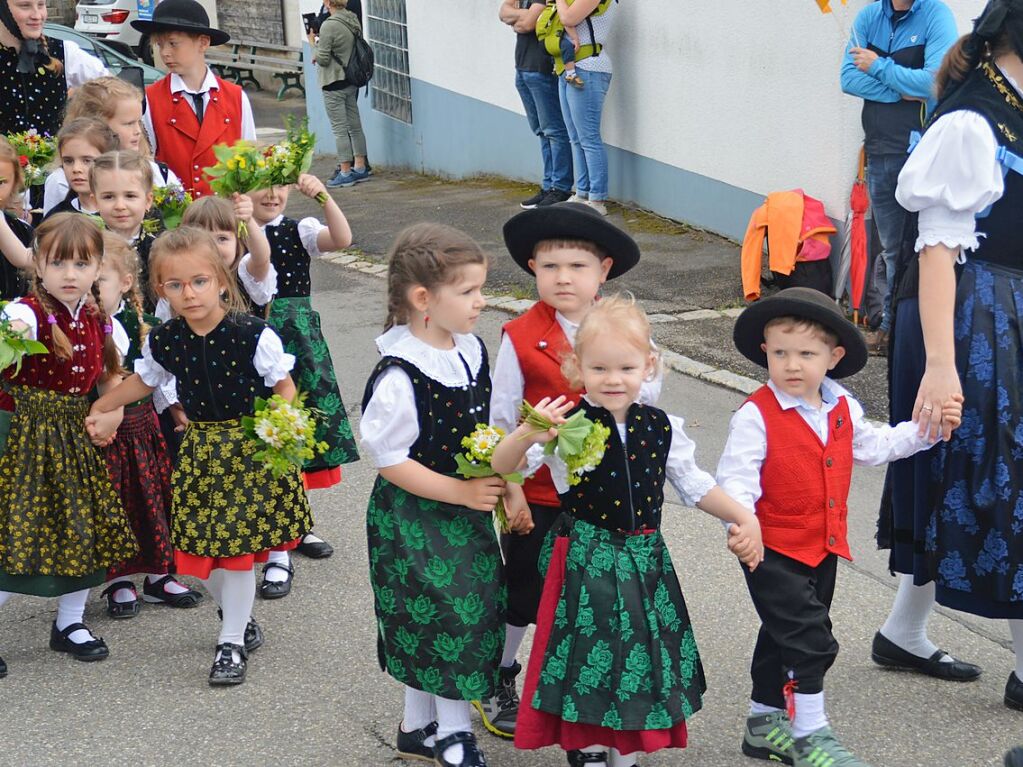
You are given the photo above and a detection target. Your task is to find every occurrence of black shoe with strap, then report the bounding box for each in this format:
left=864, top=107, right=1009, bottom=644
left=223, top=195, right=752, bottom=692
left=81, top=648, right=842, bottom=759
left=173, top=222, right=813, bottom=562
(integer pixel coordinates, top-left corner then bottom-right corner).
left=434, top=731, right=488, bottom=767
left=396, top=720, right=438, bottom=762
left=1006, top=672, right=1023, bottom=711
left=208, top=642, right=247, bottom=686
left=142, top=575, right=204, bottom=607
left=49, top=622, right=109, bottom=662
left=100, top=580, right=141, bottom=619
left=567, top=750, right=608, bottom=766
left=871, top=631, right=981, bottom=681
left=295, top=534, right=334, bottom=559
left=259, top=560, right=294, bottom=599
left=216, top=608, right=264, bottom=653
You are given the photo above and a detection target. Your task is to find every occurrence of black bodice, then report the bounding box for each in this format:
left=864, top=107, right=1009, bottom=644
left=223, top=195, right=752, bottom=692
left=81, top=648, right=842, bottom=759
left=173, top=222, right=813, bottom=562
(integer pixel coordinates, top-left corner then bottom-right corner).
left=361, top=340, right=491, bottom=476
left=0, top=37, right=68, bottom=135
left=148, top=313, right=274, bottom=421
left=557, top=400, right=671, bottom=533
left=266, top=217, right=312, bottom=298
left=0, top=213, right=30, bottom=301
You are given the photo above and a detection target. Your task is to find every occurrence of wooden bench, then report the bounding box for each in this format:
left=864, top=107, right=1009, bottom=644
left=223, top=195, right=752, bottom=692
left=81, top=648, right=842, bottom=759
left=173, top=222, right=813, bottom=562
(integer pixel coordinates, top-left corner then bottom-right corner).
left=206, top=40, right=305, bottom=100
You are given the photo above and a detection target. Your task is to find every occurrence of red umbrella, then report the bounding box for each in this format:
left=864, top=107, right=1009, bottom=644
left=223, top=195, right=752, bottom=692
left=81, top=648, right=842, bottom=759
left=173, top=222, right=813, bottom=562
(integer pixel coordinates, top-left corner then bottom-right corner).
left=848, top=147, right=870, bottom=324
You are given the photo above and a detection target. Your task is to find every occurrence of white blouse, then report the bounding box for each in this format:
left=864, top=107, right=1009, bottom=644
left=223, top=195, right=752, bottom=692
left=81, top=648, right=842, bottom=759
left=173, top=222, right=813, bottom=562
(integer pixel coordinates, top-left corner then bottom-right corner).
left=64, top=39, right=110, bottom=87
left=523, top=401, right=717, bottom=507
left=715, top=379, right=939, bottom=513
left=2, top=296, right=126, bottom=341
left=134, top=326, right=294, bottom=389
left=895, top=68, right=1023, bottom=255
left=42, top=161, right=182, bottom=216
left=360, top=326, right=486, bottom=469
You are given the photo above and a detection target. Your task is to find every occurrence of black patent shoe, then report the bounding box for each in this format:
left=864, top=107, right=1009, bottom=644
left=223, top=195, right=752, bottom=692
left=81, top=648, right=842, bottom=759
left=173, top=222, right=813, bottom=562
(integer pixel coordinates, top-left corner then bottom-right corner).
left=434, top=731, right=487, bottom=767
left=49, top=622, right=109, bottom=662
left=208, top=642, right=247, bottom=686
left=567, top=750, right=608, bottom=766
left=0, top=654, right=6, bottom=678
left=396, top=720, right=437, bottom=762
left=100, top=581, right=141, bottom=619
left=142, top=575, right=203, bottom=607
left=295, top=534, right=334, bottom=559
left=871, top=631, right=981, bottom=681
left=259, top=560, right=294, bottom=599
left=1006, top=672, right=1023, bottom=711
left=216, top=608, right=264, bottom=653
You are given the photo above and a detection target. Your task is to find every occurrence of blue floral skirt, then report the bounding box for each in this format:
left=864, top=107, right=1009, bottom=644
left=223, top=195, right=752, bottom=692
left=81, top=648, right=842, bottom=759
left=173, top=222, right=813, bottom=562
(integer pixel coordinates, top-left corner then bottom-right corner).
left=882, top=261, right=1023, bottom=618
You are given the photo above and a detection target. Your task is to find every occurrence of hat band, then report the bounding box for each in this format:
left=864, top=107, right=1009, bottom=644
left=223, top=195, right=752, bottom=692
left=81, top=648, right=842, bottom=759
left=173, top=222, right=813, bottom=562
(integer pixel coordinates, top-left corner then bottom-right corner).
left=150, top=15, right=214, bottom=30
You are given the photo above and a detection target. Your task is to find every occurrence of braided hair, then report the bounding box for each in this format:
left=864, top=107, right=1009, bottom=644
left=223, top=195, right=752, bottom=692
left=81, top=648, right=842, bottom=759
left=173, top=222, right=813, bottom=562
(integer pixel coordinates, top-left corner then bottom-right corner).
left=101, top=231, right=149, bottom=339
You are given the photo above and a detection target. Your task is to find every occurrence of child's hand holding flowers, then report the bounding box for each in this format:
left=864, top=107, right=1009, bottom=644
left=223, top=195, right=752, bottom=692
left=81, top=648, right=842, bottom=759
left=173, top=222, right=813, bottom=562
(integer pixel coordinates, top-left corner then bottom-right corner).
left=519, top=396, right=610, bottom=485
left=455, top=423, right=523, bottom=532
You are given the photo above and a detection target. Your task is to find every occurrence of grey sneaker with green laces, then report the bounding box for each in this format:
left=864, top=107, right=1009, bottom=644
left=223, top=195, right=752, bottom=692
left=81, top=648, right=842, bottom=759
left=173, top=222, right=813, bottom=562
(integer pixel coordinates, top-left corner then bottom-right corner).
left=792, top=726, right=872, bottom=767
left=742, top=711, right=795, bottom=764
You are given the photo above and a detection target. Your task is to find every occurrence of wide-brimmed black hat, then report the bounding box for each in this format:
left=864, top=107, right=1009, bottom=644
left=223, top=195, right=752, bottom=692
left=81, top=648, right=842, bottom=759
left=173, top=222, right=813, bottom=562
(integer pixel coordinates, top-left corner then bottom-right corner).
left=733, top=287, right=867, bottom=379
left=132, top=0, right=230, bottom=45
left=503, top=202, right=640, bottom=279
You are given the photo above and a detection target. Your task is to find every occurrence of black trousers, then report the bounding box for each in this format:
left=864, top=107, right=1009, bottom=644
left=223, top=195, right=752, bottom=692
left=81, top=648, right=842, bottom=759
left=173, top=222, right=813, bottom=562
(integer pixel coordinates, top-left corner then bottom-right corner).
left=742, top=549, right=839, bottom=708
left=500, top=502, right=562, bottom=627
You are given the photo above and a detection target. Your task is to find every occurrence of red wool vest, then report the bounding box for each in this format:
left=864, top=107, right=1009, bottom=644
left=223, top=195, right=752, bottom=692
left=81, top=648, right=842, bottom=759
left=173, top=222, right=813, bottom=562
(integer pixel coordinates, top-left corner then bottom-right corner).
left=749, top=385, right=854, bottom=567
left=146, top=74, right=244, bottom=198
left=503, top=301, right=583, bottom=507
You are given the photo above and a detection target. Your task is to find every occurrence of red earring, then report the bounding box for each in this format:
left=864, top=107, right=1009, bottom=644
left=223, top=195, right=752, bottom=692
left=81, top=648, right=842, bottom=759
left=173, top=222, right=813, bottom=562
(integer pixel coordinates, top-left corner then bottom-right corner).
left=424, top=314, right=430, bottom=329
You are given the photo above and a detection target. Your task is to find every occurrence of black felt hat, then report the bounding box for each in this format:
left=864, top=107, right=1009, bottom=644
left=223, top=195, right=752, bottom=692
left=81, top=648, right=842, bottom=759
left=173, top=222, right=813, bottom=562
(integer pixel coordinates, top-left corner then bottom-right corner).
left=132, top=0, right=230, bottom=46
left=503, top=202, right=640, bottom=279
left=733, top=287, right=868, bottom=379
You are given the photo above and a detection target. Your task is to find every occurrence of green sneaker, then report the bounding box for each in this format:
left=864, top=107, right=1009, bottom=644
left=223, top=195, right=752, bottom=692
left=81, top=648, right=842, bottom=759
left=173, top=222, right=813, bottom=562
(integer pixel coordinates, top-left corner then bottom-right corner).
left=792, top=726, right=872, bottom=767
left=742, top=711, right=795, bottom=764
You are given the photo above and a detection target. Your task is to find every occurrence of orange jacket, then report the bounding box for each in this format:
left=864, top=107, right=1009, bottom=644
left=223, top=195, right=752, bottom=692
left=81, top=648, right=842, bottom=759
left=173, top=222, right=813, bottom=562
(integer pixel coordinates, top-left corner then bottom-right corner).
left=741, top=190, right=837, bottom=301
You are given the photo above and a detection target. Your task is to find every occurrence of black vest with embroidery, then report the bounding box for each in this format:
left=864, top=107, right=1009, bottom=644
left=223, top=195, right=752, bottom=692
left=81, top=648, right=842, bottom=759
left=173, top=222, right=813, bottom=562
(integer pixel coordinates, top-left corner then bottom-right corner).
left=148, top=313, right=273, bottom=421
left=266, top=217, right=312, bottom=299
left=557, top=400, right=671, bottom=533
left=0, top=213, right=30, bottom=300
left=361, top=340, right=491, bottom=477
left=0, top=37, right=68, bottom=135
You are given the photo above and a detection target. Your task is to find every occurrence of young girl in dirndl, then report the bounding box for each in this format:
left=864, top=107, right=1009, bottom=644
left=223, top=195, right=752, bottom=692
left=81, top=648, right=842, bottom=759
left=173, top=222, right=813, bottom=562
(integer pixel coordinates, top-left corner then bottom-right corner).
left=249, top=173, right=359, bottom=598
left=0, top=214, right=137, bottom=677
left=94, top=232, right=202, bottom=618
left=90, top=227, right=313, bottom=686
left=360, top=223, right=506, bottom=767
left=491, top=295, right=763, bottom=767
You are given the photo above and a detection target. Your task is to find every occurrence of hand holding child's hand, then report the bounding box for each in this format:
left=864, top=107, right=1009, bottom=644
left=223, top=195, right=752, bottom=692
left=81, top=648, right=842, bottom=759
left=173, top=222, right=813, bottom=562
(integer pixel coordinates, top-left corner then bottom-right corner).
left=462, top=476, right=507, bottom=513
left=940, top=393, right=964, bottom=437
left=232, top=193, right=254, bottom=223
left=296, top=173, right=328, bottom=202
left=85, top=409, right=122, bottom=447
left=522, top=395, right=574, bottom=444
left=504, top=483, right=534, bottom=534
left=170, top=403, right=189, bottom=433
left=728, top=514, right=764, bottom=572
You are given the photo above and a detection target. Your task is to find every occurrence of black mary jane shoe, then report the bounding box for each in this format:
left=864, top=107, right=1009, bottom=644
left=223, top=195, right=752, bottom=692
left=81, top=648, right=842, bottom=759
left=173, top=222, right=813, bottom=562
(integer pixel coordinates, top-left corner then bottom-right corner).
left=0, top=654, right=6, bottom=678
left=259, top=560, right=294, bottom=600
left=49, top=622, right=109, bottom=662
left=396, top=720, right=438, bottom=762
left=208, top=642, right=247, bottom=686
left=1006, top=672, right=1023, bottom=711
left=295, top=534, right=334, bottom=559
left=216, top=608, right=264, bottom=653
left=567, top=750, right=608, bottom=766
left=100, top=581, right=141, bottom=619
left=142, top=575, right=204, bottom=608
left=871, top=631, right=982, bottom=681
left=434, top=731, right=487, bottom=767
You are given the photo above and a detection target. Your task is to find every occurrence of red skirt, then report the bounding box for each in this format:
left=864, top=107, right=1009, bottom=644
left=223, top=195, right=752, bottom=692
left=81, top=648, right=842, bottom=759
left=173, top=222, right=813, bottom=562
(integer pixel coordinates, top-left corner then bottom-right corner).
left=174, top=537, right=301, bottom=580
left=303, top=465, right=342, bottom=490
left=515, top=536, right=689, bottom=756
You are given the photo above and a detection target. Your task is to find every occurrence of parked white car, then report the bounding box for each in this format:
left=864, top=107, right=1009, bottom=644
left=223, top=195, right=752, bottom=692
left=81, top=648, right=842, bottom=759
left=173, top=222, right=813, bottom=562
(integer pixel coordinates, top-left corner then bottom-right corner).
left=74, top=0, right=143, bottom=53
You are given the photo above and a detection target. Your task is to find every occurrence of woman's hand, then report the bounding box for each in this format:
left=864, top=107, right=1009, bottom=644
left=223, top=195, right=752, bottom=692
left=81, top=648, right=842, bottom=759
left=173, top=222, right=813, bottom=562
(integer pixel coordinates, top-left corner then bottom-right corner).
left=914, top=362, right=962, bottom=441
left=460, top=476, right=507, bottom=512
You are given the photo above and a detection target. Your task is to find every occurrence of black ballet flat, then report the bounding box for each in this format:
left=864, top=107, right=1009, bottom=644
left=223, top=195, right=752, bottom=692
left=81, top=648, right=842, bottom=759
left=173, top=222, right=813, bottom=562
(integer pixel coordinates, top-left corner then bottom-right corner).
left=49, top=622, right=109, bottom=662
left=259, top=561, right=294, bottom=600
left=434, top=732, right=487, bottom=767
left=871, top=631, right=981, bottom=681
left=142, top=575, right=204, bottom=608
left=216, top=608, right=264, bottom=653
left=208, top=642, right=247, bottom=686
left=100, top=581, right=141, bottom=619
left=295, top=534, right=334, bottom=559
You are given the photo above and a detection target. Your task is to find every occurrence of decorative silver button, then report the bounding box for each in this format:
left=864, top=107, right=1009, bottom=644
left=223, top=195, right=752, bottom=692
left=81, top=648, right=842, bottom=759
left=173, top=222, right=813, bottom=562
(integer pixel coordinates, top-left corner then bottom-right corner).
left=537, top=340, right=548, bottom=350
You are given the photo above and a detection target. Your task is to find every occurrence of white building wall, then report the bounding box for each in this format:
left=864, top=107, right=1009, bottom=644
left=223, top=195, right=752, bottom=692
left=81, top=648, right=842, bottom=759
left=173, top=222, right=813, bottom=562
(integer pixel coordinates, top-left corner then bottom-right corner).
left=404, top=0, right=978, bottom=219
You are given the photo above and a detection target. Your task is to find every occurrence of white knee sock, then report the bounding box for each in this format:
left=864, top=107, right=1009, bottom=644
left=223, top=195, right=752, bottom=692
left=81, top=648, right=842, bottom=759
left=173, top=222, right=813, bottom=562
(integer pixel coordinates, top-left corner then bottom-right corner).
left=1010, top=619, right=1023, bottom=680
left=791, top=691, right=828, bottom=738
left=501, top=624, right=527, bottom=668
left=402, top=686, right=437, bottom=743
left=103, top=578, right=137, bottom=604
left=146, top=573, right=190, bottom=595
left=880, top=575, right=951, bottom=662
left=435, top=696, right=473, bottom=764
left=264, top=550, right=291, bottom=583
left=217, top=569, right=255, bottom=662
left=204, top=569, right=225, bottom=607
left=749, top=700, right=784, bottom=716
left=55, top=589, right=93, bottom=643
left=302, top=531, right=325, bottom=544
left=609, top=748, right=638, bottom=767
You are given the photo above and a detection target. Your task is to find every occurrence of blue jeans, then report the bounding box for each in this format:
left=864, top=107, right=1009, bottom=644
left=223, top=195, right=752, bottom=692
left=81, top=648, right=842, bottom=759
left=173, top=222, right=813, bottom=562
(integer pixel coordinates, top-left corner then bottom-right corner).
left=515, top=69, right=573, bottom=193
left=866, top=153, right=909, bottom=332
left=559, top=69, right=611, bottom=200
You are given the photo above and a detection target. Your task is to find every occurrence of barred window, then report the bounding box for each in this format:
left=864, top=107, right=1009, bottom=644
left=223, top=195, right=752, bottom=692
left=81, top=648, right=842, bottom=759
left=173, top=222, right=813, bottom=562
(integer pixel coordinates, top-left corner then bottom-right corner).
left=365, top=0, right=411, bottom=124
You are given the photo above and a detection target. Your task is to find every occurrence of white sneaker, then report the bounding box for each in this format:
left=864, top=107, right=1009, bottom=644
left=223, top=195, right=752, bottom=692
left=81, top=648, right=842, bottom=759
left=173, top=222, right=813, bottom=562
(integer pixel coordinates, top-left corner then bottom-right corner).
left=567, top=193, right=586, bottom=204
left=585, top=200, right=608, bottom=216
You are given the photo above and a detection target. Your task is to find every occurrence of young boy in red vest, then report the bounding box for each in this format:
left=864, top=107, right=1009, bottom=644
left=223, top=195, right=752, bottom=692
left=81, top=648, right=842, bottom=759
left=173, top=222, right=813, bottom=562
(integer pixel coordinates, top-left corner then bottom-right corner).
left=718, top=288, right=962, bottom=767
left=472, top=202, right=649, bottom=740
left=134, top=0, right=256, bottom=198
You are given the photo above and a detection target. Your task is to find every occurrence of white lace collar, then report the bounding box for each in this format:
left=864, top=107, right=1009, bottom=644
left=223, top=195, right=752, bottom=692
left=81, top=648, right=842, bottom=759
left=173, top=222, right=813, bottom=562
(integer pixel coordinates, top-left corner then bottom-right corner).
left=375, top=325, right=483, bottom=388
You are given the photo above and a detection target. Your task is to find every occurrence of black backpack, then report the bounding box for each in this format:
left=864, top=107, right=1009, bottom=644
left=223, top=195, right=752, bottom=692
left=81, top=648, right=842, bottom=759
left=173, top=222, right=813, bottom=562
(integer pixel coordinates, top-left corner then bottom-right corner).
left=330, top=23, right=374, bottom=88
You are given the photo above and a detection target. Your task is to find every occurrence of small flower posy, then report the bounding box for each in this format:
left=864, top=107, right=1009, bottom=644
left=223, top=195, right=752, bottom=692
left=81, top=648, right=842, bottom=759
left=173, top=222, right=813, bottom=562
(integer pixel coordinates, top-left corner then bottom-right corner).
left=0, top=302, right=50, bottom=375
left=519, top=400, right=610, bottom=486
left=258, top=117, right=327, bottom=205
left=148, top=182, right=193, bottom=232
left=242, top=391, right=328, bottom=477
left=202, top=141, right=267, bottom=237
left=455, top=423, right=524, bottom=533
left=6, top=129, right=56, bottom=188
